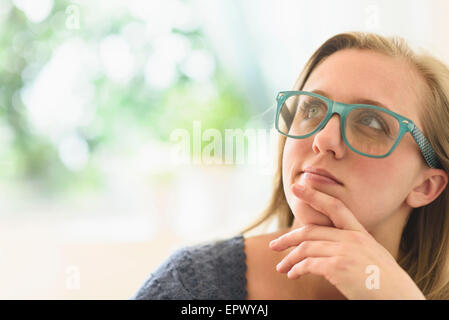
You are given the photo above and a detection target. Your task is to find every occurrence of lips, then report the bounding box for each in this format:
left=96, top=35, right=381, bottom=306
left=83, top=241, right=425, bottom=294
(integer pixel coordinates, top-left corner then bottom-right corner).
left=301, top=166, right=343, bottom=185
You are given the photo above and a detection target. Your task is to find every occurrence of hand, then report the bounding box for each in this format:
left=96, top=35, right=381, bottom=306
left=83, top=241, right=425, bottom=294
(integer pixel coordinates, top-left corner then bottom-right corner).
left=269, top=183, right=426, bottom=300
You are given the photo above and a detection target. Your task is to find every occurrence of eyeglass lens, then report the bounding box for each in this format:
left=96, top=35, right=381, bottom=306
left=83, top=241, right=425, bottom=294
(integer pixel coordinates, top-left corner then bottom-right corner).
left=278, top=94, right=400, bottom=156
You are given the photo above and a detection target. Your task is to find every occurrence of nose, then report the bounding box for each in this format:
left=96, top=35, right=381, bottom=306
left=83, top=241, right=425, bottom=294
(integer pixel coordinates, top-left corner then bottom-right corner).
left=311, top=113, right=346, bottom=158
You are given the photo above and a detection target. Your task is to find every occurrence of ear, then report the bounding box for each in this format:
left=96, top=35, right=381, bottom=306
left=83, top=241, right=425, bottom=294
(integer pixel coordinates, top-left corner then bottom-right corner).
left=406, top=168, right=449, bottom=208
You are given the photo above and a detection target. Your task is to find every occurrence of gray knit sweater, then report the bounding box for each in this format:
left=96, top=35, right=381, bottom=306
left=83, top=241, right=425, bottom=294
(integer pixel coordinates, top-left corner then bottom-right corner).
left=131, top=234, right=247, bottom=299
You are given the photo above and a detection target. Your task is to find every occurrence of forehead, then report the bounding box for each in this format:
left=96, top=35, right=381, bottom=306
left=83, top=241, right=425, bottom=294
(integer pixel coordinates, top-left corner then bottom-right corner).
left=303, top=49, right=425, bottom=128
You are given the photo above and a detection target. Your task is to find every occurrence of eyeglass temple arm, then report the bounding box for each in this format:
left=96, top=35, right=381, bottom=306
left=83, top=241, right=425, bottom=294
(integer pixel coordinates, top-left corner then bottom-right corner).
left=410, top=124, right=441, bottom=169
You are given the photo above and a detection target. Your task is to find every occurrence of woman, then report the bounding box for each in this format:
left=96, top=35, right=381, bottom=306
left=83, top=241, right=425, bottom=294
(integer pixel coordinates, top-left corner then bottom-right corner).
left=132, top=31, right=449, bottom=300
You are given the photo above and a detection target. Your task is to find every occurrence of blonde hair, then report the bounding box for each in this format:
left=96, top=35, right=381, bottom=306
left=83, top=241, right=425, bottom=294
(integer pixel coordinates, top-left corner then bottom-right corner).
left=242, top=32, right=449, bottom=299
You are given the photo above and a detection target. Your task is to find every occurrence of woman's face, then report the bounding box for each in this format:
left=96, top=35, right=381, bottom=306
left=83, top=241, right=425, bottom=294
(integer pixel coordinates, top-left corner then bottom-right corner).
left=282, top=48, right=429, bottom=231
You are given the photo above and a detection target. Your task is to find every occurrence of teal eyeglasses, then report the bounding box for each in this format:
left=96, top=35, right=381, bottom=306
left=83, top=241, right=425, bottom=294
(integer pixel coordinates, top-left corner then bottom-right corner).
left=275, top=91, right=441, bottom=169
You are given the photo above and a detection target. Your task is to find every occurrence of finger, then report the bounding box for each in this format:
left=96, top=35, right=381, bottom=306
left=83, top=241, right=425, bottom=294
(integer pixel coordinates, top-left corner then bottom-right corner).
left=276, top=240, right=339, bottom=273
left=287, top=256, right=335, bottom=280
left=269, top=224, right=348, bottom=251
left=292, top=184, right=366, bottom=232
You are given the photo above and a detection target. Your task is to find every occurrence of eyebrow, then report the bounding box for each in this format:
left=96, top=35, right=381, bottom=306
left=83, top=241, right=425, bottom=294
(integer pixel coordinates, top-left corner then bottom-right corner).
left=311, top=89, right=392, bottom=111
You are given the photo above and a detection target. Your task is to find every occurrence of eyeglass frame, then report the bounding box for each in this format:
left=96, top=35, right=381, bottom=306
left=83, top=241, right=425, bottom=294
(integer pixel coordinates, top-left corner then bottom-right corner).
left=275, top=90, right=441, bottom=169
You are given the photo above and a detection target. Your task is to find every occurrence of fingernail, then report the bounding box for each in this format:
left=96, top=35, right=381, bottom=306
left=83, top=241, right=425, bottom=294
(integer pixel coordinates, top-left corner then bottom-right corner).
left=269, top=240, right=278, bottom=247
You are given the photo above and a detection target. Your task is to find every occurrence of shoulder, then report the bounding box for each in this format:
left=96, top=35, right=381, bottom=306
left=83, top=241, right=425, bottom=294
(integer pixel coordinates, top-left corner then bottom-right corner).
left=131, top=234, right=246, bottom=300
left=243, top=229, right=292, bottom=299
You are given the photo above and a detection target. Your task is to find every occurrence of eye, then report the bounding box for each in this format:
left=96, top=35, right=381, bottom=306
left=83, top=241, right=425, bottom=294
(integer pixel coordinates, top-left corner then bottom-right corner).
left=361, top=116, right=382, bottom=130
left=301, top=102, right=325, bottom=119
left=357, top=111, right=390, bottom=134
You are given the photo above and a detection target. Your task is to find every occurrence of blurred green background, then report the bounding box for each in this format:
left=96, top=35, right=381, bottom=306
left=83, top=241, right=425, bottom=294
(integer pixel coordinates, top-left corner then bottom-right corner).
left=0, top=0, right=255, bottom=198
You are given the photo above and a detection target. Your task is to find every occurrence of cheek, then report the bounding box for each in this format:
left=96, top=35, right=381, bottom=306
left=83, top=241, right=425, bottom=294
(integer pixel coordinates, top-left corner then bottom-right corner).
left=281, top=140, right=300, bottom=206
left=282, top=139, right=304, bottom=189
left=345, top=158, right=414, bottom=228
